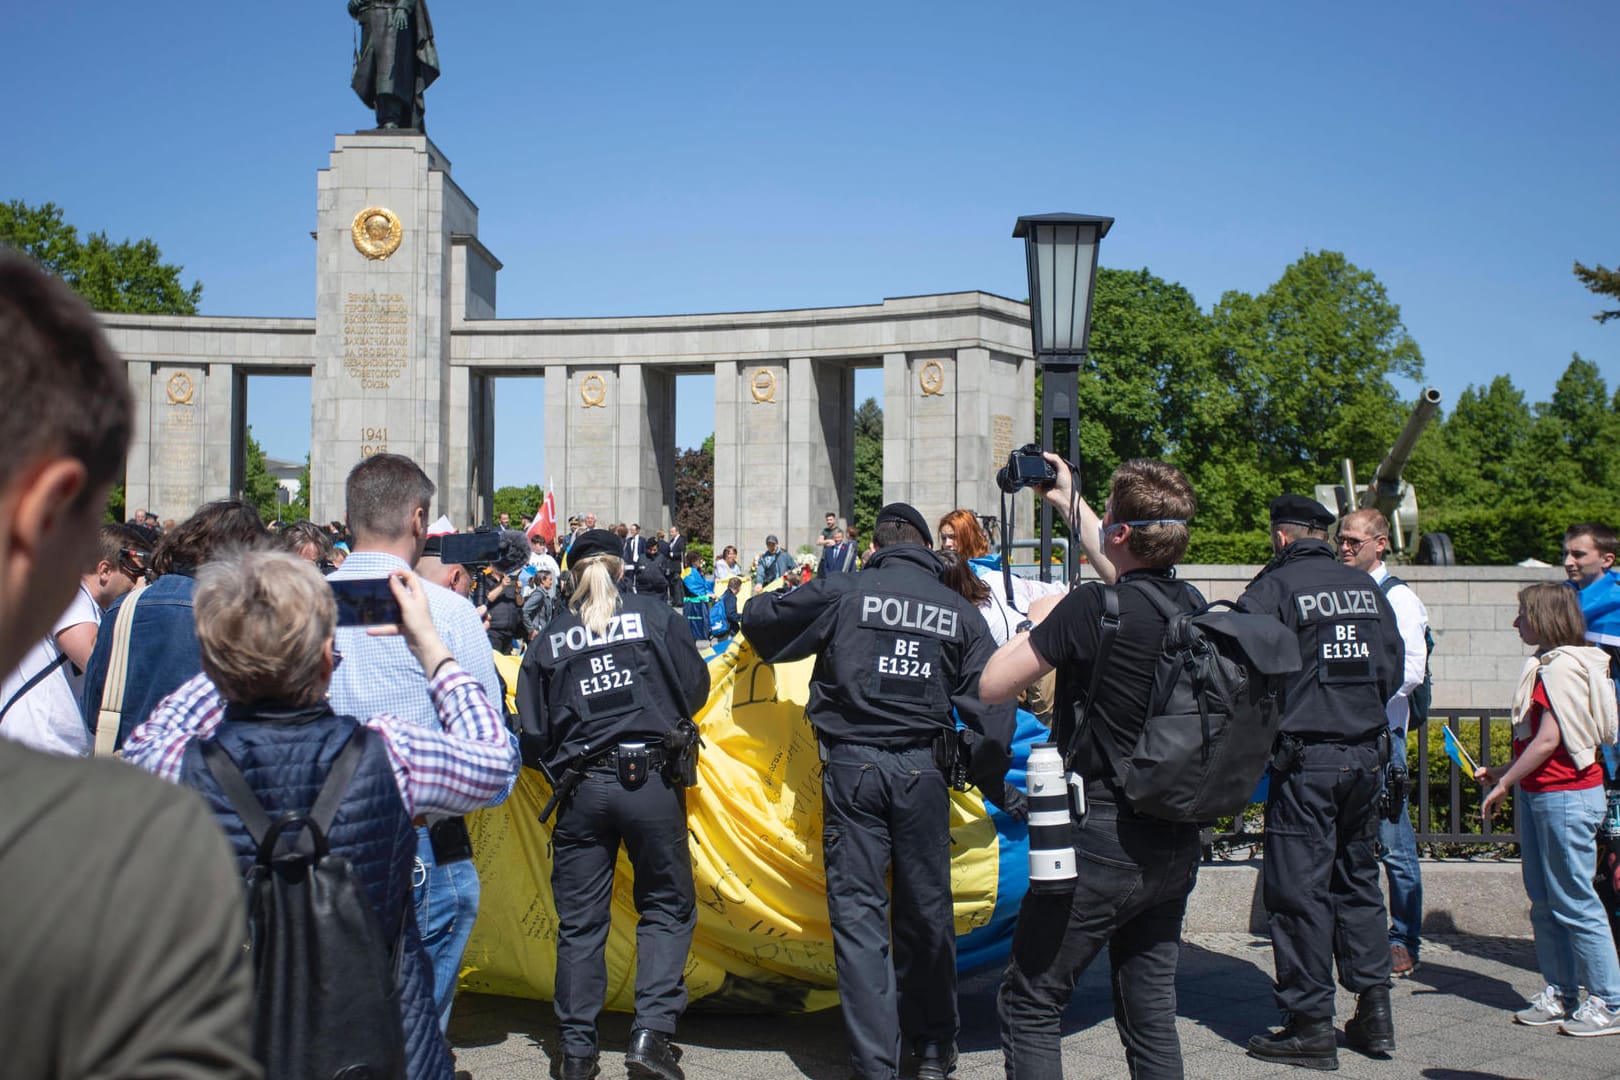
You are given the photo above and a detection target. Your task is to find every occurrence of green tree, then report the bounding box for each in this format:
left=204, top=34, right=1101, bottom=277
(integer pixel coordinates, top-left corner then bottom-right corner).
left=0, top=200, right=202, bottom=314
left=1183, top=251, right=1424, bottom=531
left=1574, top=260, right=1620, bottom=324
left=241, top=426, right=281, bottom=521
left=284, top=457, right=311, bottom=523
left=1067, top=267, right=1209, bottom=504
left=493, top=484, right=544, bottom=525
left=674, top=440, right=714, bottom=543
left=853, top=397, right=884, bottom=531
left=1529, top=355, right=1620, bottom=494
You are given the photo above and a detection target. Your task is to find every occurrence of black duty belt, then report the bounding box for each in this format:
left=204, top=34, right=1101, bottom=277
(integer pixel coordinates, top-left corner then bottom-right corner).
left=1289, top=729, right=1384, bottom=747
left=818, top=734, right=933, bottom=753
left=585, top=742, right=669, bottom=772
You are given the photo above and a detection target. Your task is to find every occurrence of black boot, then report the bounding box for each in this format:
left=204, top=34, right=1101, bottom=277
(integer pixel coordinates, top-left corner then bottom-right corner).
left=558, top=1055, right=599, bottom=1080
left=915, top=1041, right=958, bottom=1080
left=626, top=1027, right=684, bottom=1080
left=1344, top=986, right=1395, bottom=1056
left=1247, top=1015, right=1339, bottom=1071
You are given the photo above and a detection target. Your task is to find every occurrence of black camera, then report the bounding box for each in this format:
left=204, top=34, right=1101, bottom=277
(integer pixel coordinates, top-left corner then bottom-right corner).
left=996, top=444, right=1057, bottom=494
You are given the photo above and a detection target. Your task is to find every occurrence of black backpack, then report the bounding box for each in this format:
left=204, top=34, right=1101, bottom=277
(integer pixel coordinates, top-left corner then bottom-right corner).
left=1063, top=580, right=1302, bottom=823
left=201, top=730, right=408, bottom=1080
left=1378, top=574, right=1434, bottom=725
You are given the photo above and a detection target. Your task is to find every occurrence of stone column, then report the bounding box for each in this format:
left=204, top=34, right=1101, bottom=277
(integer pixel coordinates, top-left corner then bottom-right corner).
left=628, top=365, right=676, bottom=532
left=556, top=364, right=650, bottom=528
left=124, top=361, right=153, bottom=519
left=730, top=361, right=789, bottom=554
left=786, top=357, right=853, bottom=547
left=544, top=363, right=571, bottom=522
left=140, top=363, right=241, bottom=524
left=712, top=359, right=742, bottom=550
left=881, top=351, right=912, bottom=509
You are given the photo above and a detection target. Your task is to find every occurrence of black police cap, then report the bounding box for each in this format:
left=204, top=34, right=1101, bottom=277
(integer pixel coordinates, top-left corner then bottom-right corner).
left=421, top=533, right=448, bottom=560
left=875, top=502, right=932, bottom=548
left=1269, top=494, right=1335, bottom=530
left=569, top=528, right=625, bottom=564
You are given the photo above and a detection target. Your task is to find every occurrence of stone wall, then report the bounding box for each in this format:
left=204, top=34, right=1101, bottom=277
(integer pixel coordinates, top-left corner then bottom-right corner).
left=1166, top=563, right=1567, bottom=709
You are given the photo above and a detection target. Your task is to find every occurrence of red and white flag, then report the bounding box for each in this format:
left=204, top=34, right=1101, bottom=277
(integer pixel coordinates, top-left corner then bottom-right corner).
left=528, top=486, right=556, bottom=544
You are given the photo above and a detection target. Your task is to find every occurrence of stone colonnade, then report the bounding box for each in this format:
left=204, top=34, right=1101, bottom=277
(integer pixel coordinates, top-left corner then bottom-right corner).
left=103, top=132, right=1037, bottom=547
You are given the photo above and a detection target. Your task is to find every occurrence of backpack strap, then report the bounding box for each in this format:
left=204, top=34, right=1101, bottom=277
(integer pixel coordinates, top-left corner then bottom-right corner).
left=1057, top=584, right=1121, bottom=774
left=199, top=739, right=276, bottom=851
left=200, top=728, right=371, bottom=859
left=94, top=585, right=147, bottom=757
left=0, top=652, right=71, bottom=728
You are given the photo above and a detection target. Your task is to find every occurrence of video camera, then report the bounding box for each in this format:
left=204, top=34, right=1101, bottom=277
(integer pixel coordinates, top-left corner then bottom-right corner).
left=441, top=527, right=530, bottom=607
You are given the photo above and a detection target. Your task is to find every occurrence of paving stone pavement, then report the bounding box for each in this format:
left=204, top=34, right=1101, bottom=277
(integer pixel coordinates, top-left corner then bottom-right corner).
left=448, top=933, right=1620, bottom=1079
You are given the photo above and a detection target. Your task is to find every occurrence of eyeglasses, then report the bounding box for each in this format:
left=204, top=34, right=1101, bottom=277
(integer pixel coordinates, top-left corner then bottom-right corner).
left=1336, top=535, right=1374, bottom=553
left=331, top=649, right=344, bottom=671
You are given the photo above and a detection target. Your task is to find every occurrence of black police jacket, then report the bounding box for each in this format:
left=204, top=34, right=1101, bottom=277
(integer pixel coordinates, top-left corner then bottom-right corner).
left=741, top=542, right=1015, bottom=792
left=1236, top=537, right=1403, bottom=741
left=515, top=586, right=710, bottom=775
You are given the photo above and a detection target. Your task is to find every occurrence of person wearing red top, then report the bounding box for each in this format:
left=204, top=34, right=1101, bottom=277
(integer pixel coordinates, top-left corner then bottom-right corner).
left=1479, top=583, right=1620, bottom=1036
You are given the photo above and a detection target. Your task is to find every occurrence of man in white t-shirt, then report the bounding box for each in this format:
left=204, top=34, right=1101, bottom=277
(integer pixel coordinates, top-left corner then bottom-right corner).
left=0, top=523, right=147, bottom=755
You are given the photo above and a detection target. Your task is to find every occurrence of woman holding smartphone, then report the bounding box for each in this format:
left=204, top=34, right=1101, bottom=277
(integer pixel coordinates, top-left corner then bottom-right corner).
left=1479, top=582, right=1620, bottom=1036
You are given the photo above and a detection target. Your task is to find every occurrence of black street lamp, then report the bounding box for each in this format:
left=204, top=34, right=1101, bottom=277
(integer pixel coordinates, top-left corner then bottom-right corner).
left=1013, top=213, right=1113, bottom=581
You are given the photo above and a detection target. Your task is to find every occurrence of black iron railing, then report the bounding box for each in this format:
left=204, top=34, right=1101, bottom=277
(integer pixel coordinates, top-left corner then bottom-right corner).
left=1204, top=708, right=1520, bottom=859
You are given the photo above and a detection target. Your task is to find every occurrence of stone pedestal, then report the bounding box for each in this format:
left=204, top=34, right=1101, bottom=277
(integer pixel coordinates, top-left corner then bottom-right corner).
left=312, top=131, right=488, bottom=525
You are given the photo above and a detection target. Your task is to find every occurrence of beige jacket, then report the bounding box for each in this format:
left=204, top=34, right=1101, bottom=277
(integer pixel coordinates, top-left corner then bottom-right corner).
left=1512, top=646, right=1619, bottom=770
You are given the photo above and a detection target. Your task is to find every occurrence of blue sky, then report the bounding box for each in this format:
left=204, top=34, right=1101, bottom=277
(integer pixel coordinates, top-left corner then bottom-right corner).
left=6, top=2, right=1617, bottom=491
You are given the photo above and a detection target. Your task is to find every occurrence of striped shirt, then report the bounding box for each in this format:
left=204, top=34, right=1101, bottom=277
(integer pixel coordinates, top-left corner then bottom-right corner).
left=123, top=666, right=511, bottom=819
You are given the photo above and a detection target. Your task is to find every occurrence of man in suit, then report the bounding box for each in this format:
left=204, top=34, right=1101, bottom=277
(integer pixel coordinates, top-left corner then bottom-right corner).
left=623, top=524, right=644, bottom=593
left=666, top=523, right=688, bottom=607
left=820, top=527, right=858, bottom=576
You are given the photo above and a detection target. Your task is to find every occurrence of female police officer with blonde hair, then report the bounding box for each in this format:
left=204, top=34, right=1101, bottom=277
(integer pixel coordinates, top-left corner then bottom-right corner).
left=515, top=529, right=710, bottom=1080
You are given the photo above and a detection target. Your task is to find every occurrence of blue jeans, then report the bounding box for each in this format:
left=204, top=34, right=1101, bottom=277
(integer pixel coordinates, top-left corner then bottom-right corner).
left=1521, top=785, right=1620, bottom=1002
left=413, top=826, right=482, bottom=1033
left=1379, top=728, right=1423, bottom=955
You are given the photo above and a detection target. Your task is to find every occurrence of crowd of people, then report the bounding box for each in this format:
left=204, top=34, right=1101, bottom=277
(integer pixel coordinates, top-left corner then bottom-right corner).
left=5, top=250, right=1620, bottom=1080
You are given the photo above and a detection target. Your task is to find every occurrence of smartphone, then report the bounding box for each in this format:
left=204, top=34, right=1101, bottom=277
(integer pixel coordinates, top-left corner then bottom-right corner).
left=330, top=577, right=403, bottom=626
left=439, top=530, right=502, bottom=566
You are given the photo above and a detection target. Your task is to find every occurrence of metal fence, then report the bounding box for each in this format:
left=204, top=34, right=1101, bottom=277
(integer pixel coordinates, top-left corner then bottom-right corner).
left=1414, top=708, right=1518, bottom=848
left=1204, top=707, right=1520, bottom=858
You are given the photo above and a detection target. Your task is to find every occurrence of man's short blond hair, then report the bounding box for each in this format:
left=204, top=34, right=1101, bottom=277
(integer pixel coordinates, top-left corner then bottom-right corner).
left=1340, top=508, right=1390, bottom=540
left=195, top=550, right=335, bottom=707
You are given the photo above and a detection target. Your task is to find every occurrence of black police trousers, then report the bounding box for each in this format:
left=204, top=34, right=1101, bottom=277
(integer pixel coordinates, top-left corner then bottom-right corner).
left=1263, top=740, right=1391, bottom=1020
left=822, top=741, right=955, bottom=1080
left=550, top=769, right=696, bottom=1058
left=997, top=801, right=1202, bottom=1080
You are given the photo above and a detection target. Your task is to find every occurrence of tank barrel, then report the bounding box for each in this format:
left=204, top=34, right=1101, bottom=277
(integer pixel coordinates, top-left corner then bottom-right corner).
left=1372, top=387, right=1442, bottom=496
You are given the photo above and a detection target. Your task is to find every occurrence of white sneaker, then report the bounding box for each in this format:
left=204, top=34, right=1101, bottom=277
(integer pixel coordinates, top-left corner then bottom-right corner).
left=1562, top=995, right=1620, bottom=1037
left=1515, top=985, right=1568, bottom=1026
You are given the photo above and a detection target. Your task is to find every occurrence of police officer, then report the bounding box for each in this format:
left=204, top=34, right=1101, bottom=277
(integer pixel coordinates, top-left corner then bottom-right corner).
left=742, top=503, right=1016, bottom=1080
left=1239, top=495, right=1405, bottom=1071
left=515, top=529, right=710, bottom=1080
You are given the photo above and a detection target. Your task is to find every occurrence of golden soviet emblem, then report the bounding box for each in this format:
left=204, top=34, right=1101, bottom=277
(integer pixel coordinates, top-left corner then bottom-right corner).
left=579, top=373, right=608, bottom=408
left=351, top=207, right=403, bottom=260
left=165, top=371, right=195, bottom=406
left=750, top=368, right=777, bottom=404
left=918, top=360, right=946, bottom=397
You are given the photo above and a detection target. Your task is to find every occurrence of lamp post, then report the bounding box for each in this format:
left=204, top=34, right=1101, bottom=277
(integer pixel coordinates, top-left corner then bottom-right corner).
left=1012, top=213, right=1112, bottom=581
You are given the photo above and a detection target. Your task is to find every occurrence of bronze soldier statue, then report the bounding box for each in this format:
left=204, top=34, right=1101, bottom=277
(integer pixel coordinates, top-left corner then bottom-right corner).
left=349, top=0, right=439, bottom=131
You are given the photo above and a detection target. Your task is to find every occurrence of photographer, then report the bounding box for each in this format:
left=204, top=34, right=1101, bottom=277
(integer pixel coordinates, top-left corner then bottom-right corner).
left=980, top=459, right=1203, bottom=1080
left=482, top=565, right=523, bottom=654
